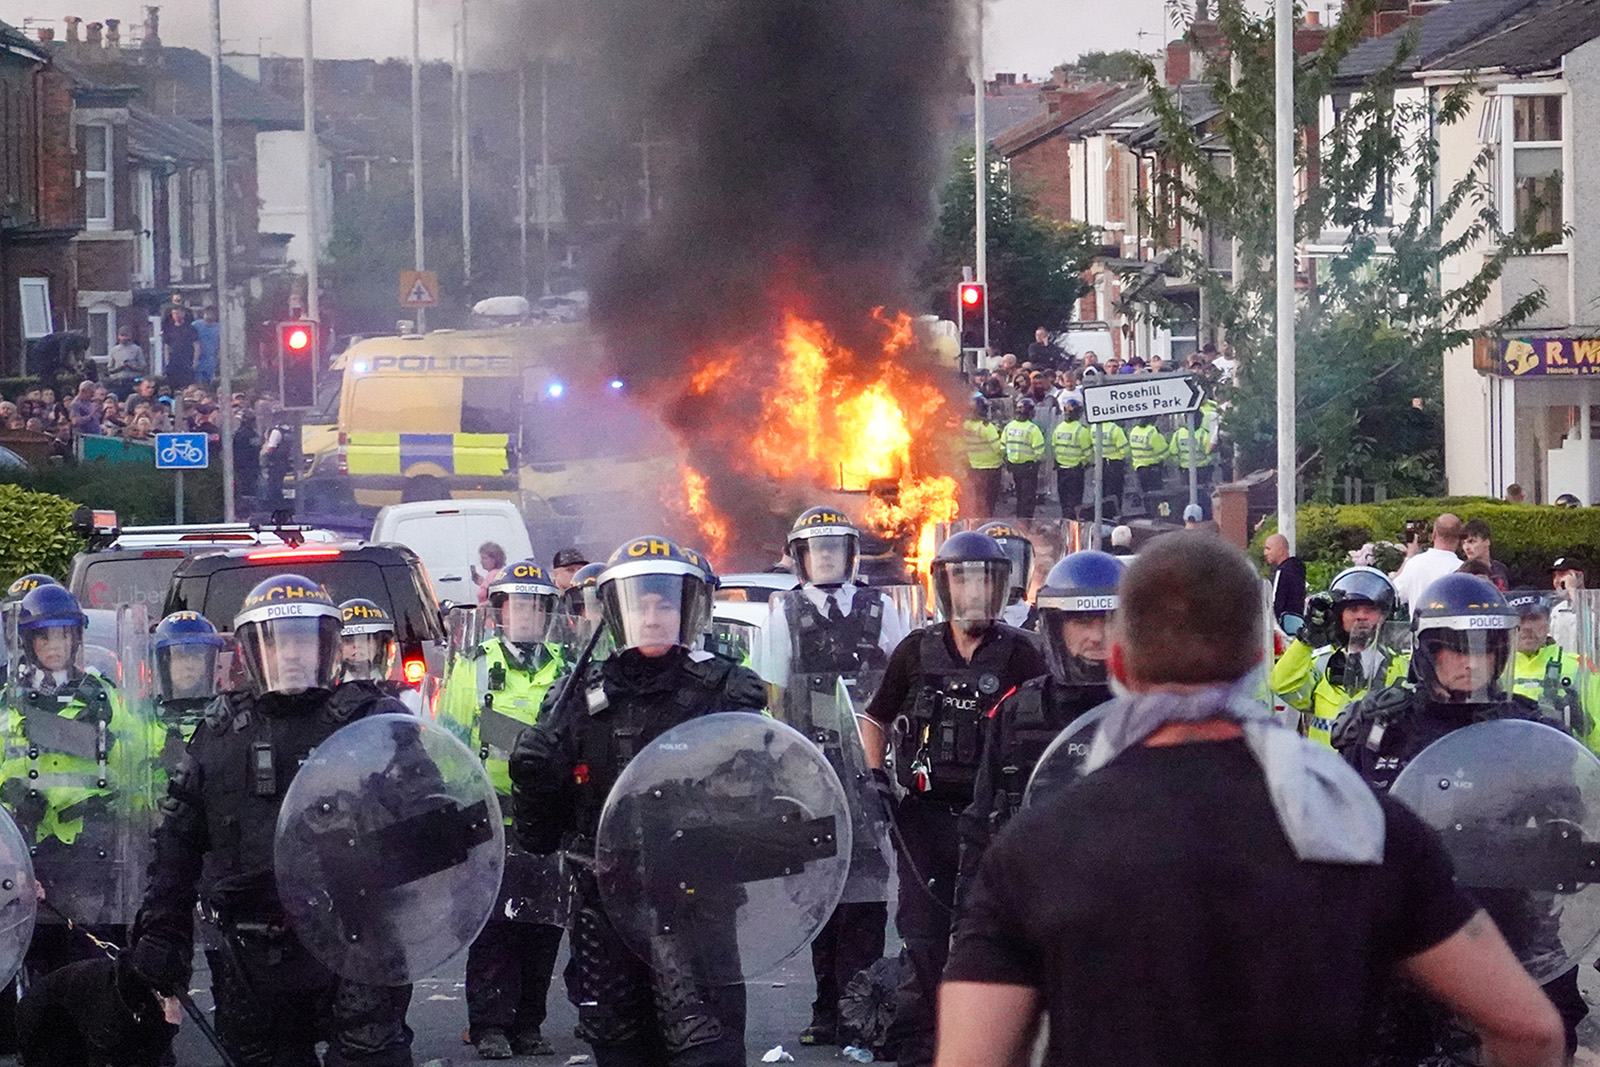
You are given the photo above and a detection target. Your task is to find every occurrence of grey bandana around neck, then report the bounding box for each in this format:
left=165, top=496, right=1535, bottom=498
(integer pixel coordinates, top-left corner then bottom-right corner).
left=1083, top=671, right=1385, bottom=865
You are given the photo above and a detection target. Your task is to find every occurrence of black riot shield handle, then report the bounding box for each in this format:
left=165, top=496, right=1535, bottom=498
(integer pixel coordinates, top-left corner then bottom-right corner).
left=637, top=803, right=839, bottom=899
left=1447, top=820, right=1600, bottom=892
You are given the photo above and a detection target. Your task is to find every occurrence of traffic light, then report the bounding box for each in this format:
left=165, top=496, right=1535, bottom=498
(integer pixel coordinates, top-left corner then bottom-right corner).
left=278, top=319, right=318, bottom=408
left=957, top=282, right=987, bottom=350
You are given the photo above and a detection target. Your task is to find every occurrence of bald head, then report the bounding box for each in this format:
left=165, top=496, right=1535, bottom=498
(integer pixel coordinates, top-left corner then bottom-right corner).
left=1262, top=533, right=1290, bottom=567
left=1432, top=513, right=1463, bottom=550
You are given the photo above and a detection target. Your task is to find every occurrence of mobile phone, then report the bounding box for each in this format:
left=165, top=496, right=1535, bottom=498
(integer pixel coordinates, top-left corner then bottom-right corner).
left=1404, top=519, right=1426, bottom=542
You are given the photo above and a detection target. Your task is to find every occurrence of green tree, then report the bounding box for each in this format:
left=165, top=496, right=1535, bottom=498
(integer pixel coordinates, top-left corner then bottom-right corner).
left=1127, top=0, right=1556, bottom=499
left=1054, top=50, right=1150, bottom=83
left=920, top=145, right=1099, bottom=356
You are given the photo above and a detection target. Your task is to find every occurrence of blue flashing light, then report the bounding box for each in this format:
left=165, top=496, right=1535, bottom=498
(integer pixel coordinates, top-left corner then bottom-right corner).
left=609, top=379, right=624, bottom=390
left=352, top=361, right=369, bottom=374
left=546, top=382, right=565, bottom=398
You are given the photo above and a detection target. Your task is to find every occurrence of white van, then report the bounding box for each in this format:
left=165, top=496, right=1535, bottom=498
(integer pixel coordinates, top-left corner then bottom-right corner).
left=371, top=500, right=536, bottom=607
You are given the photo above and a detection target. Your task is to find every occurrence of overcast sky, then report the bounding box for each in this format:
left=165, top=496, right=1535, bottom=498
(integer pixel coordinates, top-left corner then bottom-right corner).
left=0, top=0, right=1167, bottom=78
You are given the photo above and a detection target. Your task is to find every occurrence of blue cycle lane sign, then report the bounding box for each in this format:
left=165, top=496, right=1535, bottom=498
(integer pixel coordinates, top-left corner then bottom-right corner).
left=155, top=433, right=209, bottom=470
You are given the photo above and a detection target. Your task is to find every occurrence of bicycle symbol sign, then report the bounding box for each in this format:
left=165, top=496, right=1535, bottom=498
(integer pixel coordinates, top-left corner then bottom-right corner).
left=155, top=432, right=209, bottom=470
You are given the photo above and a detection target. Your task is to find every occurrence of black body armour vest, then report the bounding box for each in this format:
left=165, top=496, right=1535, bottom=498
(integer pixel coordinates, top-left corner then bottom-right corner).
left=894, top=626, right=1019, bottom=802
left=990, top=675, right=1110, bottom=825
left=785, top=586, right=889, bottom=676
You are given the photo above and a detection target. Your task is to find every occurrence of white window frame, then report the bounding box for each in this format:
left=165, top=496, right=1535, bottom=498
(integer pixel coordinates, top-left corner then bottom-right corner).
left=1497, top=82, right=1568, bottom=248
left=167, top=171, right=185, bottom=282
left=81, top=123, right=113, bottom=230
left=18, top=278, right=52, bottom=339
left=86, top=305, right=114, bottom=360
left=135, top=168, right=156, bottom=287
left=190, top=167, right=211, bottom=273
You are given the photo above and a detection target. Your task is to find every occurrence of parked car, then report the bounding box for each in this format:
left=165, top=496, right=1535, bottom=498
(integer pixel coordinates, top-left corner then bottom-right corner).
left=370, top=500, right=536, bottom=607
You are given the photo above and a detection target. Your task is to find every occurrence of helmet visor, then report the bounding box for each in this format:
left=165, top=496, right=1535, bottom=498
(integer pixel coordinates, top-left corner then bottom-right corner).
left=933, top=560, right=1010, bottom=624
left=794, top=533, right=858, bottom=587
left=23, top=623, right=82, bottom=675
left=495, top=591, right=557, bottom=645
left=995, top=539, right=1034, bottom=598
left=600, top=571, right=712, bottom=655
left=1415, top=625, right=1516, bottom=703
left=1040, top=608, right=1111, bottom=685
left=340, top=631, right=396, bottom=681
left=158, top=643, right=220, bottom=701
left=240, top=615, right=341, bottom=695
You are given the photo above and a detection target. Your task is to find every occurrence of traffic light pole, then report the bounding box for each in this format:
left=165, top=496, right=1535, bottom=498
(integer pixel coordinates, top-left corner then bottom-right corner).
left=209, top=0, right=234, bottom=522
left=411, top=0, right=427, bottom=333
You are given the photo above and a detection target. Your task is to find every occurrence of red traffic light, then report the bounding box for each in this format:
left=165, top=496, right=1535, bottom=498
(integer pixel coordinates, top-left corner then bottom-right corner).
left=285, top=326, right=311, bottom=351
left=960, top=283, right=983, bottom=307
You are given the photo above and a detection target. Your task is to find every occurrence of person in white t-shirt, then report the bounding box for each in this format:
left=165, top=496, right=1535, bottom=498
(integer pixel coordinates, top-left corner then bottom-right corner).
left=1391, top=513, right=1465, bottom=612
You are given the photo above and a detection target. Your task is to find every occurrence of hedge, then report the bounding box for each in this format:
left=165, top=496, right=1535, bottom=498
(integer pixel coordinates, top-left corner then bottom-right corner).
left=1251, top=497, right=1600, bottom=592
left=0, top=460, right=224, bottom=528
left=0, top=483, right=84, bottom=586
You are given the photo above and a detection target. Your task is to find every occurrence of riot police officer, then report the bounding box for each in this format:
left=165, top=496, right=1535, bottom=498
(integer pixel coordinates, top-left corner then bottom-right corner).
left=756, top=507, right=907, bottom=1048
left=859, top=531, right=1044, bottom=1067
left=336, top=598, right=397, bottom=684
left=557, top=561, right=611, bottom=662
left=1000, top=399, right=1045, bottom=520
left=976, top=522, right=1036, bottom=630
left=0, top=583, right=148, bottom=978
left=1270, top=566, right=1409, bottom=746
left=151, top=609, right=225, bottom=769
left=440, top=561, right=567, bottom=1059
left=121, top=574, right=415, bottom=1067
left=957, top=549, right=1120, bottom=899
left=0, top=573, right=59, bottom=686
left=508, top=537, right=766, bottom=1067
left=1509, top=590, right=1600, bottom=748
left=1332, top=573, right=1586, bottom=1060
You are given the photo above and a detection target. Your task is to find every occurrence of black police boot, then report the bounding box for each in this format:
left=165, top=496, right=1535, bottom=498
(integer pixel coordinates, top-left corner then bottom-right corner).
left=512, top=1029, right=554, bottom=1056
left=475, top=1028, right=514, bottom=1059
left=800, top=1013, right=839, bottom=1046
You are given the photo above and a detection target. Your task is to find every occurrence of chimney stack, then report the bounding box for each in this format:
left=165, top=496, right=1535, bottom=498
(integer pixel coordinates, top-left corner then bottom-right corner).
left=85, top=21, right=102, bottom=50
left=105, top=17, right=121, bottom=53
left=64, top=16, right=82, bottom=44
left=37, top=27, right=54, bottom=41
left=141, top=6, right=161, bottom=54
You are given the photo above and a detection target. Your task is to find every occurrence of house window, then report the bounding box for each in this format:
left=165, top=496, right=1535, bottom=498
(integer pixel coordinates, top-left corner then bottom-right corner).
left=18, top=278, right=52, bottom=339
left=191, top=168, right=211, bottom=271
left=86, top=306, right=113, bottom=359
left=83, top=124, right=112, bottom=228
left=1505, top=94, right=1563, bottom=241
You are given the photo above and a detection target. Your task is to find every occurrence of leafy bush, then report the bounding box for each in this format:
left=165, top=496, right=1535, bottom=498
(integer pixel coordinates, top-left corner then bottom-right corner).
left=1252, top=497, right=1600, bottom=590
left=0, top=460, right=223, bottom=527
left=0, top=484, right=84, bottom=585
left=0, top=377, right=41, bottom=400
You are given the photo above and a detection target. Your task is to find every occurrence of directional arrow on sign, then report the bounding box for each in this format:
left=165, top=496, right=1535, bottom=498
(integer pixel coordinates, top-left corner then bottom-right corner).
left=1080, top=372, right=1204, bottom=424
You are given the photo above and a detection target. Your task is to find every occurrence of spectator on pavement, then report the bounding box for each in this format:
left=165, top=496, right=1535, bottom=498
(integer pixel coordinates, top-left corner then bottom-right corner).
left=1263, top=532, right=1305, bottom=623
left=1551, top=557, right=1585, bottom=655
left=1027, top=327, right=1064, bottom=371
left=67, top=381, right=100, bottom=436
left=1506, top=483, right=1526, bottom=503
left=1392, top=514, right=1466, bottom=611
left=194, top=308, right=221, bottom=385
left=1461, top=518, right=1510, bottom=591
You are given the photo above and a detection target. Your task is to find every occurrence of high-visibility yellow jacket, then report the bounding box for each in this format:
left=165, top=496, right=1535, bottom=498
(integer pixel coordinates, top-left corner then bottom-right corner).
left=1270, top=638, right=1409, bottom=747
left=1001, top=420, right=1045, bottom=464
left=1052, top=419, right=1092, bottom=468
left=1091, top=423, right=1129, bottom=461
left=439, top=638, right=565, bottom=809
left=963, top=419, right=1003, bottom=471
left=1128, top=424, right=1169, bottom=470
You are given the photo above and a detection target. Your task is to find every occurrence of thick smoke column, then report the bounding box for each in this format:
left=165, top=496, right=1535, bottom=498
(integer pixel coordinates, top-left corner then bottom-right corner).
left=508, top=0, right=970, bottom=564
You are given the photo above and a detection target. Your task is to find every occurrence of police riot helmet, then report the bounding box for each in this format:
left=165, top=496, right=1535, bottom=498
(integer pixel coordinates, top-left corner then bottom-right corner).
left=337, top=598, right=397, bottom=682
left=233, top=574, right=343, bottom=696
left=1015, top=397, right=1036, bottom=420
left=1326, top=566, right=1396, bottom=647
left=488, top=560, right=559, bottom=648
left=153, top=610, right=225, bottom=703
left=1036, top=550, right=1123, bottom=685
left=931, top=531, right=1010, bottom=626
left=16, top=584, right=87, bottom=674
left=1507, top=589, right=1557, bottom=654
left=976, top=522, right=1034, bottom=602
left=1411, top=574, right=1519, bottom=704
left=3, top=574, right=57, bottom=605
left=560, top=561, right=607, bottom=622
left=1556, top=493, right=1582, bottom=508
left=787, top=507, right=860, bottom=588
left=597, top=537, right=715, bottom=656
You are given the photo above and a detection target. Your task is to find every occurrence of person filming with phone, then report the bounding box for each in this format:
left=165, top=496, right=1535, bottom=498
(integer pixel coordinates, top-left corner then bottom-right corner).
left=1392, top=513, right=1466, bottom=614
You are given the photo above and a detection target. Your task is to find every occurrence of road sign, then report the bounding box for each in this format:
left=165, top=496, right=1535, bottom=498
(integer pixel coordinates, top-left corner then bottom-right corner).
left=1081, top=372, right=1203, bottom=424
left=154, top=433, right=209, bottom=470
left=400, top=270, right=440, bottom=308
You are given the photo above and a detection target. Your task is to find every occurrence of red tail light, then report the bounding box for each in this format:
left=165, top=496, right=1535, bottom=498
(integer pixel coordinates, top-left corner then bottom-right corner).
left=404, top=658, right=426, bottom=685
left=246, top=548, right=342, bottom=561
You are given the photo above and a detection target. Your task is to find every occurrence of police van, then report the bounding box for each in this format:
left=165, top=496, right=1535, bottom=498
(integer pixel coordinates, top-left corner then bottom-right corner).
left=300, top=322, right=676, bottom=547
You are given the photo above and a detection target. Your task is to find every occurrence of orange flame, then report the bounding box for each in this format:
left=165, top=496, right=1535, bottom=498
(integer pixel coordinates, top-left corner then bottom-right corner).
left=677, top=310, right=959, bottom=575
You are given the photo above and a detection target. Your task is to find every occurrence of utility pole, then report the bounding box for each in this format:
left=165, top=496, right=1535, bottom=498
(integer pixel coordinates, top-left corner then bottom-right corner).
left=411, top=0, right=426, bottom=332
left=518, top=63, right=528, bottom=299
left=540, top=56, right=550, bottom=297
left=637, top=118, right=652, bottom=222
left=209, top=0, right=234, bottom=520
left=459, top=0, right=471, bottom=290
left=302, top=0, right=319, bottom=401
left=1275, top=0, right=1296, bottom=549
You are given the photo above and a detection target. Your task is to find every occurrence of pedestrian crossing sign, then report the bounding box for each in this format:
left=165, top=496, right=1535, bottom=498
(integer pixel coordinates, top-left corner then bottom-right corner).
left=399, top=270, right=439, bottom=308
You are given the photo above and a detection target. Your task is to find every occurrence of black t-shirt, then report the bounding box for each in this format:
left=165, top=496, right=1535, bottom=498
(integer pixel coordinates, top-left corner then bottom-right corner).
left=863, top=623, right=1045, bottom=727
left=946, top=739, right=1475, bottom=1067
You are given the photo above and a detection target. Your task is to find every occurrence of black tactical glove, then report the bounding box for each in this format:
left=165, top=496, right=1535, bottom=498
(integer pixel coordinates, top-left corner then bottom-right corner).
left=1299, top=593, right=1335, bottom=648
left=869, top=767, right=898, bottom=809
left=121, top=933, right=189, bottom=998
left=509, top=724, right=573, bottom=855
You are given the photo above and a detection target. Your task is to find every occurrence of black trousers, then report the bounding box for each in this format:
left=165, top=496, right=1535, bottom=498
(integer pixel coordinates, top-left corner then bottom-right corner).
left=1056, top=466, right=1086, bottom=518
left=211, top=936, right=414, bottom=1067
left=1006, top=462, right=1039, bottom=520
left=1102, top=459, right=1126, bottom=503
left=566, top=881, right=746, bottom=1067
left=1135, top=462, right=1164, bottom=494
left=886, top=798, right=961, bottom=1067
left=807, top=900, right=888, bottom=1037
left=967, top=468, right=1001, bottom=520
left=466, top=919, right=563, bottom=1040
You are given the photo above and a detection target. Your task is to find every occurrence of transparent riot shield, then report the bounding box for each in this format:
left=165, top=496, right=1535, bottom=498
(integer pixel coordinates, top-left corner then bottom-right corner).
left=1564, top=591, right=1600, bottom=745
left=594, top=711, right=851, bottom=985
left=1391, top=719, right=1600, bottom=982
left=776, top=674, right=893, bottom=904
left=275, top=714, right=504, bottom=985
left=0, top=805, right=34, bottom=988
left=708, top=618, right=760, bottom=669
left=879, top=584, right=928, bottom=632
left=1022, top=702, right=1112, bottom=810
left=2, top=605, right=153, bottom=927
left=444, top=603, right=487, bottom=675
